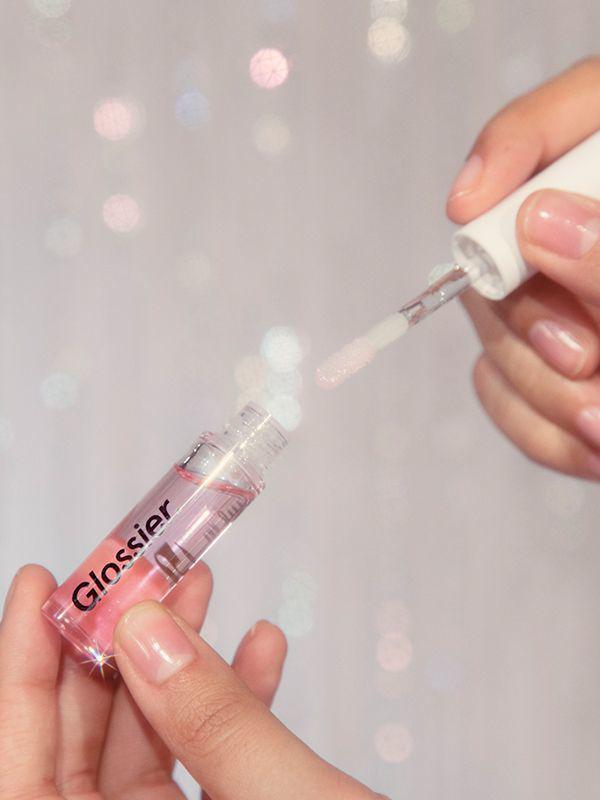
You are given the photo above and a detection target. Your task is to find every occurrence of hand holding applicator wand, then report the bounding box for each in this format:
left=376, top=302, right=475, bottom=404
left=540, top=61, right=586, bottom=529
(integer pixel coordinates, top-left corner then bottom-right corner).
left=316, top=131, right=600, bottom=389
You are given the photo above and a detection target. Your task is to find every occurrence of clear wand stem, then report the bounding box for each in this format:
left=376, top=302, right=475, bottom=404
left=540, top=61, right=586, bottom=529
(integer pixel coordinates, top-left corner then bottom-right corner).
left=398, top=262, right=475, bottom=329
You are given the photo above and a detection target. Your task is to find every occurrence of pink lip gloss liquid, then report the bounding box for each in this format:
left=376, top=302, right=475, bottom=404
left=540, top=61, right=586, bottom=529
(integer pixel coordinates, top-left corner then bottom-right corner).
left=42, top=403, right=287, bottom=669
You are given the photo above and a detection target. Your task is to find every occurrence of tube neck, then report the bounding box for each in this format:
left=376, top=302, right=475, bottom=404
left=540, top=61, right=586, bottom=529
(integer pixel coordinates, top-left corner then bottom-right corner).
left=221, top=403, right=288, bottom=473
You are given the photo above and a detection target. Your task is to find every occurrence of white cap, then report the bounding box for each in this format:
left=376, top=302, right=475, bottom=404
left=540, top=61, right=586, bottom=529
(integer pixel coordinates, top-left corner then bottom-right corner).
left=451, top=131, right=600, bottom=300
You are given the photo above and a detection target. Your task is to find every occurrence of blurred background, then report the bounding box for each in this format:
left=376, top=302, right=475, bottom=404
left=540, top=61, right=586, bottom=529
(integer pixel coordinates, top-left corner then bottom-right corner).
left=1, top=0, right=600, bottom=796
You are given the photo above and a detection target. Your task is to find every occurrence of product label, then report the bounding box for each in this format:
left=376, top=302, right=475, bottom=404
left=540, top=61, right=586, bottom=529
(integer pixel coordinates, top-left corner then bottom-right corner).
left=72, top=498, right=174, bottom=611
left=70, top=473, right=251, bottom=614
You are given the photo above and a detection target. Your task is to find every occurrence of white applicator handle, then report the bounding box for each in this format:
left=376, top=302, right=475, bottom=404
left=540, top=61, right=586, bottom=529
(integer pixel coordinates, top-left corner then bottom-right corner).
left=451, top=131, right=600, bottom=300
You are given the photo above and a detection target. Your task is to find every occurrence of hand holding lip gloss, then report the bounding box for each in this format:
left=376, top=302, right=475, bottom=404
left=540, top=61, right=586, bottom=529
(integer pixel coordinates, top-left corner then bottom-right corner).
left=1, top=565, right=382, bottom=798
left=447, top=59, right=600, bottom=481
left=42, top=403, right=287, bottom=666
left=0, top=403, right=383, bottom=800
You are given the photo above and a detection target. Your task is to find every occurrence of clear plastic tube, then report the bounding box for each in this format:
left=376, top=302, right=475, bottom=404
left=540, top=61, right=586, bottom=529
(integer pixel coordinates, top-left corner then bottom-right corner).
left=42, top=403, right=287, bottom=672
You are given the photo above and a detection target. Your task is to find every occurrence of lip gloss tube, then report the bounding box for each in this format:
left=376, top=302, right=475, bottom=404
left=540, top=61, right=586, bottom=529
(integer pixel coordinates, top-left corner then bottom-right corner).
left=42, top=403, right=287, bottom=670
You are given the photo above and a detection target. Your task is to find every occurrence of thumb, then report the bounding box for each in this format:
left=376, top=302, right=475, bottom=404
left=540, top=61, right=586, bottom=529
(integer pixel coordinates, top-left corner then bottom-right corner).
left=114, top=601, right=376, bottom=800
left=517, top=189, right=600, bottom=305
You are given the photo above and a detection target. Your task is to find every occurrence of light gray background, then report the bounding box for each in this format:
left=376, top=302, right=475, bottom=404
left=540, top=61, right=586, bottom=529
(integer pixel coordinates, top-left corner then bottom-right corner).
left=1, top=1, right=599, bottom=797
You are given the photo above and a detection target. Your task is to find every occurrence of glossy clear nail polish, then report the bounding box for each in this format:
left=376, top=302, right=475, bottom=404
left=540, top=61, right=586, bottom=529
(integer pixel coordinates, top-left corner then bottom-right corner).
left=528, top=319, right=586, bottom=376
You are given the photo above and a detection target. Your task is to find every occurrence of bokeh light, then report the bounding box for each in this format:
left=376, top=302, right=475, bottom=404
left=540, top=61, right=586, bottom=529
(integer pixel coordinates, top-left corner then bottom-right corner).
left=282, top=568, right=317, bottom=603
left=253, top=114, right=291, bottom=156
left=178, top=252, right=212, bottom=291
left=236, top=328, right=305, bottom=431
left=102, top=194, right=141, bottom=234
left=371, top=0, right=408, bottom=21
left=261, top=0, right=296, bottom=23
left=93, top=97, right=143, bottom=141
left=263, top=393, right=302, bottom=431
left=435, top=0, right=474, bottom=34
left=0, top=419, right=15, bottom=452
left=260, top=326, right=304, bottom=373
left=41, top=372, right=79, bottom=410
left=368, top=18, right=412, bottom=63
left=249, top=48, right=290, bottom=89
left=267, top=368, right=302, bottom=397
left=278, top=595, right=315, bottom=637
left=44, top=217, right=83, bottom=257
left=374, top=723, right=413, bottom=763
left=175, top=90, right=211, bottom=130
left=377, top=632, right=413, bottom=672
left=28, top=0, right=71, bottom=18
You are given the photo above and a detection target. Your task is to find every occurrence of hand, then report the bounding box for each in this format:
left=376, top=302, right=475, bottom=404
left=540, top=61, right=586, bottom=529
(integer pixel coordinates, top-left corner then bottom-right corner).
left=0, top=565, right=385, bottom=799
left=0, top=563, right=283, bottom=800
left=447, top=57, right=600, bottom=479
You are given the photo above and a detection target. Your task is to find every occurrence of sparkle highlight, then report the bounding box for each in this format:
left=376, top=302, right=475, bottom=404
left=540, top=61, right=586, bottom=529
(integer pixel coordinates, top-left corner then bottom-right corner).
left=250, top=48, right=290, bottom=89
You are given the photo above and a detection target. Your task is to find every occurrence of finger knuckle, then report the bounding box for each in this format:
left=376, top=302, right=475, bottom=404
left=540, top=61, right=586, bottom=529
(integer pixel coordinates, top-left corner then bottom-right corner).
left=477, top=102, right=530, bottom=145
left=172, top=684, right=250, bottom=759
left=56, top=767, right=97, bottom=796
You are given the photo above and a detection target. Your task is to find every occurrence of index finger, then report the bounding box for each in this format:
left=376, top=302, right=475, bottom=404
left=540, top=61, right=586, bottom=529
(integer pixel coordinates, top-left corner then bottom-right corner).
left=447, top=57, right=600, bottom=225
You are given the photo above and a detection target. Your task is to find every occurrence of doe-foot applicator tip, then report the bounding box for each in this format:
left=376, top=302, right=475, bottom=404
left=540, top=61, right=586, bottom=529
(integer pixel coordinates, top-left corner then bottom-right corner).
left=315, top=337, right=376, bottom=389
left=314, top=313, right=409, bottom=390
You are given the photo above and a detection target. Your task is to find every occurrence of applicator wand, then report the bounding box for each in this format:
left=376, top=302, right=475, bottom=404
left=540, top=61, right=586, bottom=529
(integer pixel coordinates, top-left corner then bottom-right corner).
left=315, top=131, right=600, bottom=389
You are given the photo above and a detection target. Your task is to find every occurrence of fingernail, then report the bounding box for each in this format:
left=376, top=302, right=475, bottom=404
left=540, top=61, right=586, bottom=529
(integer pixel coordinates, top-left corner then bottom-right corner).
left=528, top=320, right=587, bottom=377
left=576, top=407, right=600, bottom=448
left=524, top=192, right=600, bottom=259
left=115, top=601, right=196, bottom=684
left=448, top=154, right=483, bottom=200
